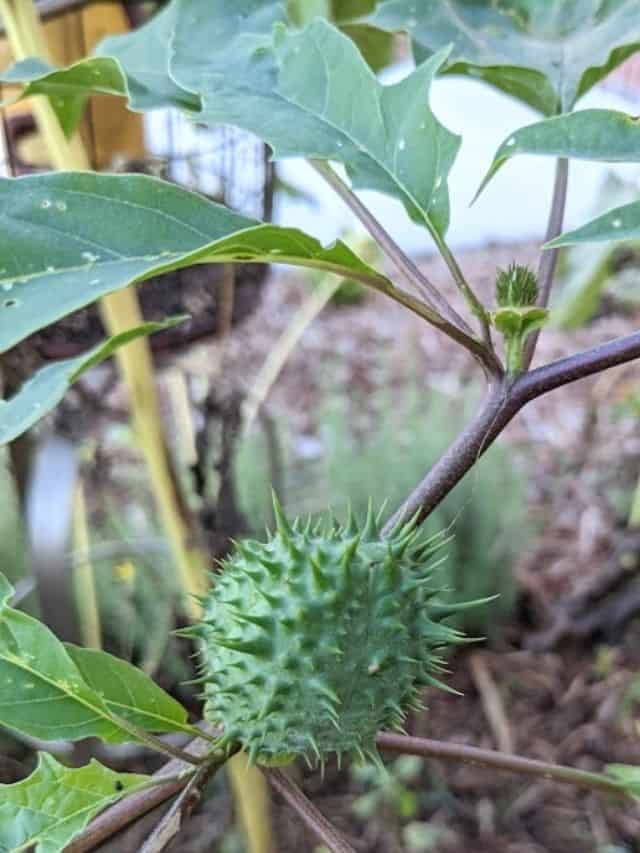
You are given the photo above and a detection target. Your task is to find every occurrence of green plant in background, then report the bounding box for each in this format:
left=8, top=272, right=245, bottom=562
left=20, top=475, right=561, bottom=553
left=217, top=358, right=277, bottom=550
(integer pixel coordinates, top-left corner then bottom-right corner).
left=2, top=1, right=640, bottom=850
left=553, top=172, right=640, bottom=330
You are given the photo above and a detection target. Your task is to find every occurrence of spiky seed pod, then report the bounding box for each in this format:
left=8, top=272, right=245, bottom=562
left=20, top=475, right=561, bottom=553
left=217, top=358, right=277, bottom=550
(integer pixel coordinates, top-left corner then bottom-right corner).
left=495, top=263, right=539, bottom=308
left=194, top=498, right=480, bottom=767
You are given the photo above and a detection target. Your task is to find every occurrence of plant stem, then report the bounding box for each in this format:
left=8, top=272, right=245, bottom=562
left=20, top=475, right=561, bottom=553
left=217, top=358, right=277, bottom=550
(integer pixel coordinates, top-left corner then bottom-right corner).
left=71, top=482, right=102, bottom=650
left=522, top=157, right=569, bottom=370
left=429, top=227, right=493, bottom=347
left=376, top=733, right=625, bottom=797
left=139, top=760, right=223, bottom=853
left=264, top=767, right=357, bottom=853
left=384, top=329, right=640, bottom=530
left=310, top=160, right=473, bottom=335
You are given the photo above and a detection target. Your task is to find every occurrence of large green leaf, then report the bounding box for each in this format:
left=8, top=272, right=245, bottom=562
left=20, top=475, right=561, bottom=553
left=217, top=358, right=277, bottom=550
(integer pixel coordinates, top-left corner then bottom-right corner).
left=546, top=200, right=640, bottom=247
left=0, top=753, right=148, bottom=853
left=0, top=2, right=200, bottom=138
left=0, top=172, right=389, bottom=354
left=370, top=0, right=640, bottom=114
left=0, top=573, right=172, bottom=743
left=0, top=320, right=183, bottom=445
left=170, top=4, right=459, bottom=234
left=65, top=645, right=195, bottom=736
left=477, top=110, right=640, bottom=196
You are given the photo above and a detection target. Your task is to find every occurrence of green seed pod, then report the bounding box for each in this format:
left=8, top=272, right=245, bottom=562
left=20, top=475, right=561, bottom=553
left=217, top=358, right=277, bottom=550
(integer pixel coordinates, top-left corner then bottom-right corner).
left=492, top=264, right=548, bottom=374
left=195, top=498, right=481, bottom=767
left=495, top=263, right=539, bottom=308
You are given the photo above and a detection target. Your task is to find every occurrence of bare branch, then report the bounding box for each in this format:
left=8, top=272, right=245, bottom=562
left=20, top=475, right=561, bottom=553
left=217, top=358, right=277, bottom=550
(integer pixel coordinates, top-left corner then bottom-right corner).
left=65, top=729, right=222, bottom=853
left=377, top=733, right=625, bottom=797
left=264, top=767, right=357, bottom=853
left=385, top=329, right=640, bottom=530
left=522, top=157, right=569, bottom=369
left=140, top=761, right=221, bottom=853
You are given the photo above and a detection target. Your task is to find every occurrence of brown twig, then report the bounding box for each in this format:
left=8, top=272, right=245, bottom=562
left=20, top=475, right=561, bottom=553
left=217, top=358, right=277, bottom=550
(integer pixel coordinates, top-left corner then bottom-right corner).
left=139, top=760, right=222, bottom=853
left=65, top=728, right=221, bottom=853
left=469, top=652, right=514, bottom=754
left=264, top=767, right=357, bottom=853
left=310, top=159, right=471, bottom=333
left=376, top=733, right=625, bottom=797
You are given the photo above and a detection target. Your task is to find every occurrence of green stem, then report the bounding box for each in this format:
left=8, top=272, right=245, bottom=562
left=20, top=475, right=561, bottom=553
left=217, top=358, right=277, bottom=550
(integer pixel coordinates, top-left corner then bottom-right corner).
left=430, top=227, right=493, bottom=348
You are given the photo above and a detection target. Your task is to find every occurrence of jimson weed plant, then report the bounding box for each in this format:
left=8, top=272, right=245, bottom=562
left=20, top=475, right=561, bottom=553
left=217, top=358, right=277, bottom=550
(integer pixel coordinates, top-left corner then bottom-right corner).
left=2, top=0, right=640, bottom=849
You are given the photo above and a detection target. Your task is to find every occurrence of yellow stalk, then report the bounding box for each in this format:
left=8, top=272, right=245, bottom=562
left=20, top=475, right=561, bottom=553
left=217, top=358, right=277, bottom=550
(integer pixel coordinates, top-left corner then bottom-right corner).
left=228, top=756, right=274, bottom=853
left=72, top=481, right=102, bottom=649
left=0, top=0, right=206, bottom=612
left=2, top=5, right=274, bottom=848
left=243, top=272, right=341, bottom=433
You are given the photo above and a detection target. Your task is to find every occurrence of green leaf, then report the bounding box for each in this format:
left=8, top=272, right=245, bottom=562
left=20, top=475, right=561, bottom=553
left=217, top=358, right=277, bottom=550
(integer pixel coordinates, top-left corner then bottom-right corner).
left=477, top=110, right=640, bottom=197
left=606, top=763, right=640, bottom=797
left=0, top=171, right=389, bottom=355
left=0, top=57, right=130, bottom=138
left=0, top=572, right=162, bottom=743
left=0, top=753, right=148, bottom=853
left=64, top=645, right=194, bottom=736
left=94, top=1, right=201, bottom=113
left=371, top=0, right=640, bottom=113
left=0, top=320, right=184, bottom=445
left=552, top=243, right=616, bottom=328
left=0, top=4, right=200, bottom=136
left=170, top=5, right=460, bottom=234
left=546, top=200, right=640, bottom=248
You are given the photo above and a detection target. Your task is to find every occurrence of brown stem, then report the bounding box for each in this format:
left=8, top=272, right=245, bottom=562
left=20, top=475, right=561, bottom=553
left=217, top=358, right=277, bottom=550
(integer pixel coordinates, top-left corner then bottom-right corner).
left=384, top=329, right=640, bottom=530
left=310, top=159, right=473, bottom=335
left=264, top=767, right=357, bottom=853
left=140, top=760, right=222, bottom=853
left=376, top=733, right=625, bottom=797
left=430, top=227, right=493, bottom=347
left=522, top=157, right=569, bottom=369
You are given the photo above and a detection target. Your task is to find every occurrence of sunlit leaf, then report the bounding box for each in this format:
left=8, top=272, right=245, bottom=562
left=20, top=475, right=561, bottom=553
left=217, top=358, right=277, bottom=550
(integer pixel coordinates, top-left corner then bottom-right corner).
left=477, top=109, right=640, bottom=196
left=0, top=320, right=184, bottom=445
left=0, top=172, right=389, bottom=355
left=0, top=753, right=148, bottom=853
left=370, top=0, right=640, bottom=113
